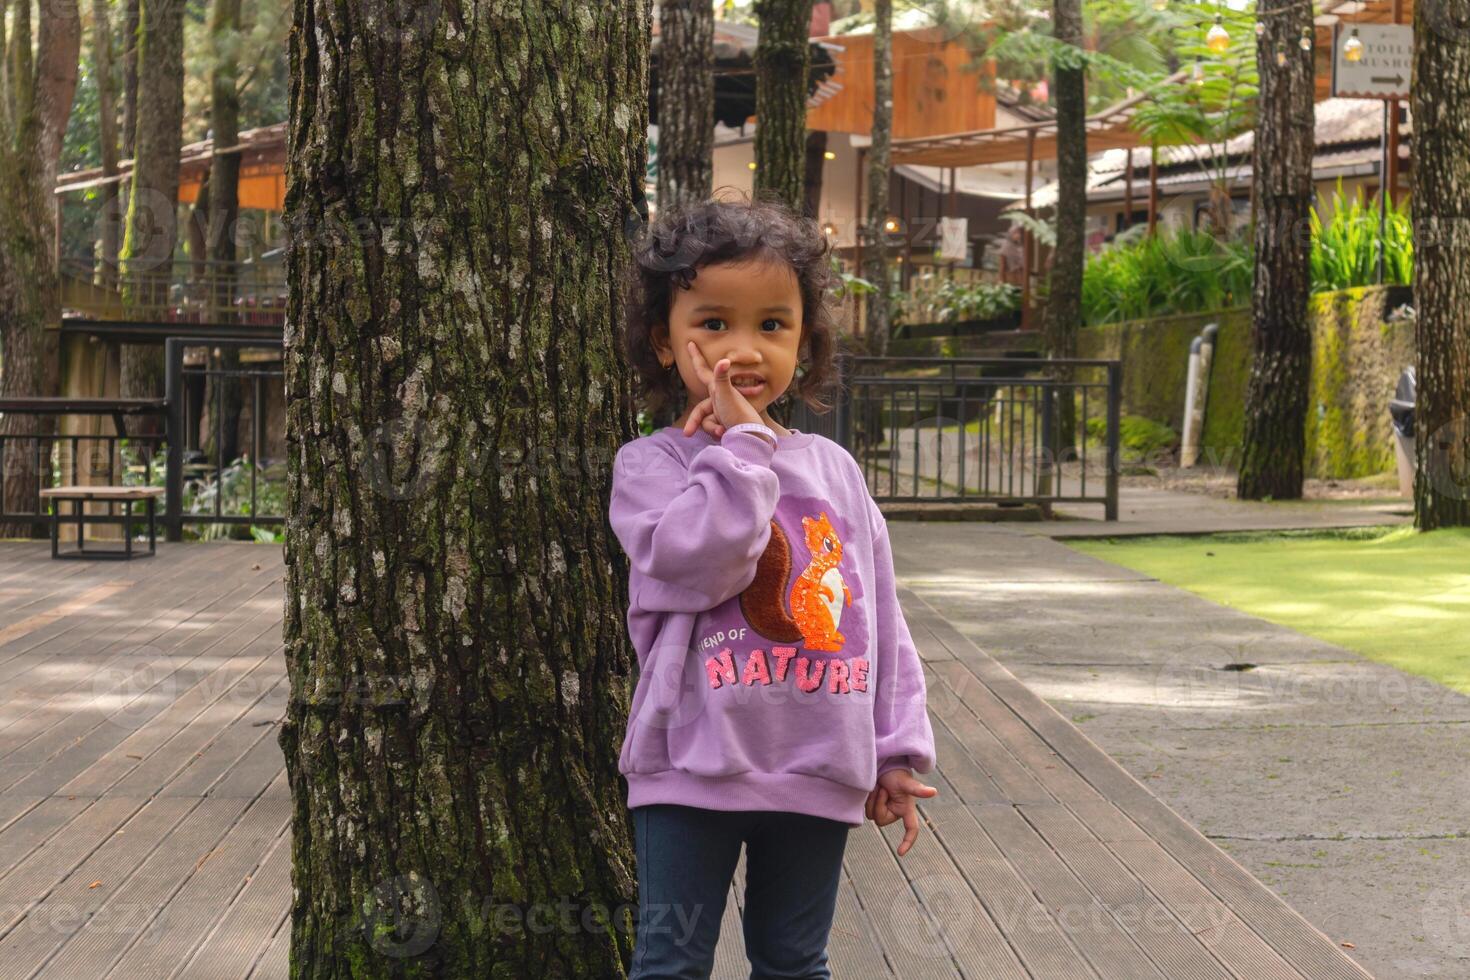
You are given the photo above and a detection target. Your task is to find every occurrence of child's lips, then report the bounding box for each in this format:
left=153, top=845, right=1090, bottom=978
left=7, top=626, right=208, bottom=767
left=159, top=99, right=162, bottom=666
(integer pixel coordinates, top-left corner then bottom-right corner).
left=732, top=375, right=766, bottom=394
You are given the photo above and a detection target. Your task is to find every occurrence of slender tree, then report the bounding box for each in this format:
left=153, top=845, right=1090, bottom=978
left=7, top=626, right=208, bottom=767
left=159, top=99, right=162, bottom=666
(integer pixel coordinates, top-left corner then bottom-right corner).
left=1043, top=0, right=1085, bottom=455
left=1410, top=0, right=1470, bottom=527
left=0, top=0, right=81, bottom=537
left=93, top=0, right=122, bottom=279
left=753, top=0, right=814, bottom=210
left=860, top=0, right=892, bottom=353
left=206, top=0, right=243, bottom=467
left=281, top=1, right=648, bottom=972
left=1236, top=0, right=1314, bottom=499
left=656, top=0, right=715, bottom=213
left=119, top=0, right=186, bottom=433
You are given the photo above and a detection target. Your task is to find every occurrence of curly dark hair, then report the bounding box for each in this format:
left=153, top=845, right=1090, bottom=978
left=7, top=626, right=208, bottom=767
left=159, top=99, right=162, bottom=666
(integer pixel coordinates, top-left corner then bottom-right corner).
left=622, top=193, right=844, bottom=421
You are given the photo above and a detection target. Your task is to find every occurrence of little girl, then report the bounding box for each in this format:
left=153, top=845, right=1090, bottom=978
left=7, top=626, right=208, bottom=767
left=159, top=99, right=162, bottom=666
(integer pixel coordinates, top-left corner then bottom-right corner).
left=609, top=197, right=938, bottom=979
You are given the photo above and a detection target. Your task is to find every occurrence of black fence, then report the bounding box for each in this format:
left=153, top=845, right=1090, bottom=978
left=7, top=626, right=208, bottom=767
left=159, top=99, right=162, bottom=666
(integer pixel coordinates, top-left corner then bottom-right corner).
left=787, top=353, right=1122, bottom=520
left=0, top=337, right=285, bottom=542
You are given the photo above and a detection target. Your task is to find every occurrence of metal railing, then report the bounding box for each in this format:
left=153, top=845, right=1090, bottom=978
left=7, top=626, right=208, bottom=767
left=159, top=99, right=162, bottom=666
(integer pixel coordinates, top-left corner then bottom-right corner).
left=164, top=336, right=286, bottom=540
left=61, top=257, right=287, bottom=325
left=787, top=353, right=1121, bottom=519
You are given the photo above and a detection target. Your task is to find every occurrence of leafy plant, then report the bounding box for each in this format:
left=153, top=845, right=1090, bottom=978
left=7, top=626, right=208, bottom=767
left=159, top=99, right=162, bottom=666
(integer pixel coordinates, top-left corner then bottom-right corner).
left=1310, top=181, right=1413, bottom=291
left=1081, top=226, right=1251, bottom=325
left=890, top=273, right=1021, bottom=326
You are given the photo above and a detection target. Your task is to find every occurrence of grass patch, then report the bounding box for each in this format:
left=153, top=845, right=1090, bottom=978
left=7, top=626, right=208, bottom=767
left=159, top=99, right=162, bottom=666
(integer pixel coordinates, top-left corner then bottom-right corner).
left=1065, top=525, right=1470, bottom=695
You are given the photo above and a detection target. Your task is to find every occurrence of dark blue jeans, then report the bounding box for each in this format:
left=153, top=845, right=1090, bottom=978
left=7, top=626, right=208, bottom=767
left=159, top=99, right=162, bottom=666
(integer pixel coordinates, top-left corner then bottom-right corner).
left=630, top=803, right=852, bottom=980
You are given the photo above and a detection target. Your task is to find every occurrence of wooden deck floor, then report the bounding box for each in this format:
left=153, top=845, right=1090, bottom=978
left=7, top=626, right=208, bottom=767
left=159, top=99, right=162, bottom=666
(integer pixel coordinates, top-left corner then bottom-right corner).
left=0, top=542, right=1372, bottom=979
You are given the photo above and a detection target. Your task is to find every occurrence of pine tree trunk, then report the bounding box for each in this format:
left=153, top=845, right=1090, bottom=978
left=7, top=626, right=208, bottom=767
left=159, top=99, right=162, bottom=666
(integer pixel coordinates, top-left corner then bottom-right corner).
left=94, top=0, right=122, bottom=279
left=1410, top=3, right=1470, bottom=528
left=1237, top=0, right=1314, bottom=500
left=207, top=0, right=242, bottom=469
left=1044, top=0, right=1084, bottom=459
left=655, top=0, right=714, bottom=213
left=119, top=0, right=185, bottom=437
left=753, top=0, right=814, bottom=212
left=0, top=1, right=79, bottom=539
left=860, top=0, right=892, bottom=355
left=280, top=2, right=648, bottom=973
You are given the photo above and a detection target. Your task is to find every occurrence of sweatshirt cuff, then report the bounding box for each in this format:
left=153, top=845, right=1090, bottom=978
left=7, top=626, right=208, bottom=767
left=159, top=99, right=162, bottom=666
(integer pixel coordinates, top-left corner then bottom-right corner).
left=721, top=428, right=778, bottom=466
left=877, top=757, right=913, bottom=778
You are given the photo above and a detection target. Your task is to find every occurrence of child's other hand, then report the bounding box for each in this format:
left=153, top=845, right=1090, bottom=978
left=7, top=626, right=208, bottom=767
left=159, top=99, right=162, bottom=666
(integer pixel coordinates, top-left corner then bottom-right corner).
left=864, top=768, right=938, bottom=857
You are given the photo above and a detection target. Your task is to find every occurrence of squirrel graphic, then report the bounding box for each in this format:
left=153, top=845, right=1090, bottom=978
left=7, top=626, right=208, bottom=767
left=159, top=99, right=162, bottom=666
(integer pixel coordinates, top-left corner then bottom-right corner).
left=740, top=511, right=852, bottom=652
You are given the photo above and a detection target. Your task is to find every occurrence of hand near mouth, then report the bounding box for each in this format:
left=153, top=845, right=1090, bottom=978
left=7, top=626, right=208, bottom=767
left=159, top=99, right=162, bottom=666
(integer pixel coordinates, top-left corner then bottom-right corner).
left=682, top=341, right=767, bottom=441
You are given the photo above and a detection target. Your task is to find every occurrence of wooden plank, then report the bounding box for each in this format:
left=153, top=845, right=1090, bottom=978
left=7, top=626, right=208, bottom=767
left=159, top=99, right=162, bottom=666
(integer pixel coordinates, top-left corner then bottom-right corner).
left=173, top=828, right=292, bottom=979
left=32, top=797, right=253, bottom=978
left=842, top=820, right=974, bottom=979
left=155, top=673, right=287, bottom=799
left=0, top=796, right=197, bottom=973
left=106, top=774, right=291, bottom=979
left=41, top=486, right=166, bottom=500
left=52, top=606, right=283, bottom=799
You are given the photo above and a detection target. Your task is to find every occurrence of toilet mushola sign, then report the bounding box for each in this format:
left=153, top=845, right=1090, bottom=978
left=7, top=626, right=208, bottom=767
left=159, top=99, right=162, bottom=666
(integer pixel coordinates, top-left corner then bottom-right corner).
left=1332, top=23, right=1413, bottom=100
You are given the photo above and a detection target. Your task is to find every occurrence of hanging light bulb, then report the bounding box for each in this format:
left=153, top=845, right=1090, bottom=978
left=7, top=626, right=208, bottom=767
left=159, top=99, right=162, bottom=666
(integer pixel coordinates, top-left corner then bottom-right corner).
left=821, top=222, right=838, bottom=238
left=1192, top=59, right=1206, bottom=84
left=1276, top=49, right=1287, bottom=66
left=1255, top=20, right=1265, bottom=37
left=1152, top=0, right=1168, bottom=11
left=1206, top=14, right=1231, bottom=55
left=1299, top=26, right=1313, bottom=51
left=1343, top=27, right=1365, bottom=62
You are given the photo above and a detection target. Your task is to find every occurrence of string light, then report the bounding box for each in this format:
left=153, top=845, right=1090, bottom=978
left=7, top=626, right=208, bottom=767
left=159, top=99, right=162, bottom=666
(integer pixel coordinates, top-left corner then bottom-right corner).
left=1343, top=27, right=1364, bottom=62
left=821, top=222, right=838, bottom=237
left=1206, top=14, right=1231, bottom=54
left=1192, top=59, right=1206, bottom=84
left=747, top=161, right=757, bottom=170
left=884, top=216, right=902, bottom=233
left=823, top=150, right=837, bottom=160
left=1255, top=20, right=1265, bottom=37
left=1299, top=26, right=1313, bottom=51
left=1152, top=0, right=1168, bottom=10
left=1276, top=49, right=1287, bottom=66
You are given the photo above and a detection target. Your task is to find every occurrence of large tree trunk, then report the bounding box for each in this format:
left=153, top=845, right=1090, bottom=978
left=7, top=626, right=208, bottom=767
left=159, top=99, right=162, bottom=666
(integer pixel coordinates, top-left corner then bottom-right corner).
left=1043, top=0, right=1084, bottom=458
left=753, top=0, right=814, bottom=211
left=1236, top=0, right=1314, bottom=500
left=94, top=0, right=122, bottom=280
left=206, top=0, right=243, bottom=471
left=655, top=0, right=714, bottom=214
left=1410, top=0, right=1470, bottom=528
left=280, top=1, right=647, bottom=973
left=120, top=0, right=140, bottom=232
left=119, top=0, right=186, bottom=438
left=860, top=0, right=892, bottom=355
left=0, top=1, right=80, bottom=539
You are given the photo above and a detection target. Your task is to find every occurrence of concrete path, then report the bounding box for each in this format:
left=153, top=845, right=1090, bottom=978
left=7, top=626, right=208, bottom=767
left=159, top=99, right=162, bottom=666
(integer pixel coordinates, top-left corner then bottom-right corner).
left=1043, top=485, right=1414, bottom=538
left=885, top=520, right=1470, bottom=980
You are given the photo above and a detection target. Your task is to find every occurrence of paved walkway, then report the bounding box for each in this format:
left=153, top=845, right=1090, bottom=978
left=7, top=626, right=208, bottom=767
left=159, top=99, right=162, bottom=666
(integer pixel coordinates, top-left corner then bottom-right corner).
left=0, top=538, right=1380, bottom=979
left=883, top=518, right=1470, bottom=980
left=1044, top=485, right=1414, bottom=538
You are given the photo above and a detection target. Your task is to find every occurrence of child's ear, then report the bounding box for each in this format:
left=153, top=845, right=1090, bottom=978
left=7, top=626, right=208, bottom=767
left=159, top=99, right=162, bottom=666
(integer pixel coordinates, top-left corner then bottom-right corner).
left=652, top=324, right=674, bottom=367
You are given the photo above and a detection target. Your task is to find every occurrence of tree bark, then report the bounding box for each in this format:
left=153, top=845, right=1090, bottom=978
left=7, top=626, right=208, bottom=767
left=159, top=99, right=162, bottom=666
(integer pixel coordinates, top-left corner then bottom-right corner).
left=1410, top=0, right=1470, bottom=527
left=655, top=0, right=714, bottom=213
left=753, top=0, right=814, bottom=212
left=1043, top=0, right=1084, bottom=458
left=280, top=1, right=647, bottom=973
left=94, top=0, right=122, bottom=279
left=1236, top=0, right=1314, bottom=500
left=206, top=0, right=243, bottom=470
left=122, top=0, right=140, bottom=158
left=860, top=0, right=892, bottom=355
left=801, top=128, right=826, bottom=220
left=0, top=1, right=80, bottom=539
left=119, top=0, right=186, bottom=437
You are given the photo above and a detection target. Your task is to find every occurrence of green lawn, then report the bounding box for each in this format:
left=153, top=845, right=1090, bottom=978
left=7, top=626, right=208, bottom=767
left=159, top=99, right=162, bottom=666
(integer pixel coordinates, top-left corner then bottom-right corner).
left=1066, top=526, right=1470, bottom=695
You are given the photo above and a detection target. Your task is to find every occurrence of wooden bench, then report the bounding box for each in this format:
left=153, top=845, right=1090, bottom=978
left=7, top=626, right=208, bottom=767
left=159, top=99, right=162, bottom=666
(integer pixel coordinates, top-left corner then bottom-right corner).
left=39, top=486, right=166, bottom=560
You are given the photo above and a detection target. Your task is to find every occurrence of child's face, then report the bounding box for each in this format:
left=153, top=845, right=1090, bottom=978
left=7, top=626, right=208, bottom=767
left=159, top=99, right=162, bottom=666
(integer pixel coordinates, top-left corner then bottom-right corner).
left=655, top=257, right=805, bottom=416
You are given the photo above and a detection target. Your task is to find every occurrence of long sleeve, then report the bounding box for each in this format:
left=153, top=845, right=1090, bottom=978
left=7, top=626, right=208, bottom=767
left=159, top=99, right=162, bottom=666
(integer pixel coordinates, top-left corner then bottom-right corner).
left=609, top=431, right=781, bottom=614
left=866, top=495, right=937, bottom=779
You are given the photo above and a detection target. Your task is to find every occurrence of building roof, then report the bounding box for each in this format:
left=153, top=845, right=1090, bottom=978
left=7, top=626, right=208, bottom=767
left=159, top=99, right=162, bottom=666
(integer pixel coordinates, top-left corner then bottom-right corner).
left=1014, top=98, right=1412, bottom=210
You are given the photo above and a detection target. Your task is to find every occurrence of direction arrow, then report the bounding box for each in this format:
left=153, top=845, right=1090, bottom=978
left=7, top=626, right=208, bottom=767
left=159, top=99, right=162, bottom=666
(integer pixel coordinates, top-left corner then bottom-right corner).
left=1371, top=74, right=1406, bottom=85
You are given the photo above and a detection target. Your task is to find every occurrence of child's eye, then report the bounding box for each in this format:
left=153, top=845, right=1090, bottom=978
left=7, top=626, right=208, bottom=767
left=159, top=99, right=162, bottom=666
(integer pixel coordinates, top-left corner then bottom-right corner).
left=762, top=318, right=783, bottom=332
left=701, top=318, right=725, bottom=331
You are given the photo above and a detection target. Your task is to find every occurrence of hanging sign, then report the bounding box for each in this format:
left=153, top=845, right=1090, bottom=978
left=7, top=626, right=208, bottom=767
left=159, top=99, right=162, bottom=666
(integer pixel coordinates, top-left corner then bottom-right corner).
left=1332, top=23, right=1412, bottom=100
left=938, top=217, right=969, bottom=262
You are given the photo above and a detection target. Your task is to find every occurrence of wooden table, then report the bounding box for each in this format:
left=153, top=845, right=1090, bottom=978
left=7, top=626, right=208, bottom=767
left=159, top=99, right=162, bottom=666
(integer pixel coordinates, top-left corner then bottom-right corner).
left=40, top=485, right=166, bottom=560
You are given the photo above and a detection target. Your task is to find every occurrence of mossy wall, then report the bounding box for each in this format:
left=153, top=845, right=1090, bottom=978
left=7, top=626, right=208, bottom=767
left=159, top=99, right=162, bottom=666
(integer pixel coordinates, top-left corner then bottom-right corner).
left=1076, top=285, right=1415, bottom=478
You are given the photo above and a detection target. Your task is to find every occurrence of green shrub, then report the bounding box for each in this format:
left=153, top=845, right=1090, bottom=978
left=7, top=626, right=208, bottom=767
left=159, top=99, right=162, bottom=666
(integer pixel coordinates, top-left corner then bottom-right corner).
left=1310, top=182, right=1412, bottom=291
left=1085, top=414, right=1180, bottom=462
left=1081, top=227, right=1252, bottom=326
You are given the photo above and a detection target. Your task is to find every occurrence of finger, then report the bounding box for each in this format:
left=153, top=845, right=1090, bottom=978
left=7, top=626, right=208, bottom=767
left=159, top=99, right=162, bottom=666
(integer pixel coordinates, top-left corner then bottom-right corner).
left=901, top=775, right=939, bottom=798
left=684, top=397, right=713, bottom=436
left=686, top=341, right=712, bottom=386
left=897, top=808, right=920, bottom=857
left=865, top=789, right=878, bottom=822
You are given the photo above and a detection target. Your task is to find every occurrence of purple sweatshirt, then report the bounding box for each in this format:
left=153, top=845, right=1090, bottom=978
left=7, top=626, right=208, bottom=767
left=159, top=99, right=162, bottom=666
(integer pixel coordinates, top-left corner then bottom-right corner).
left=608, top=424, right=937, bottom=827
